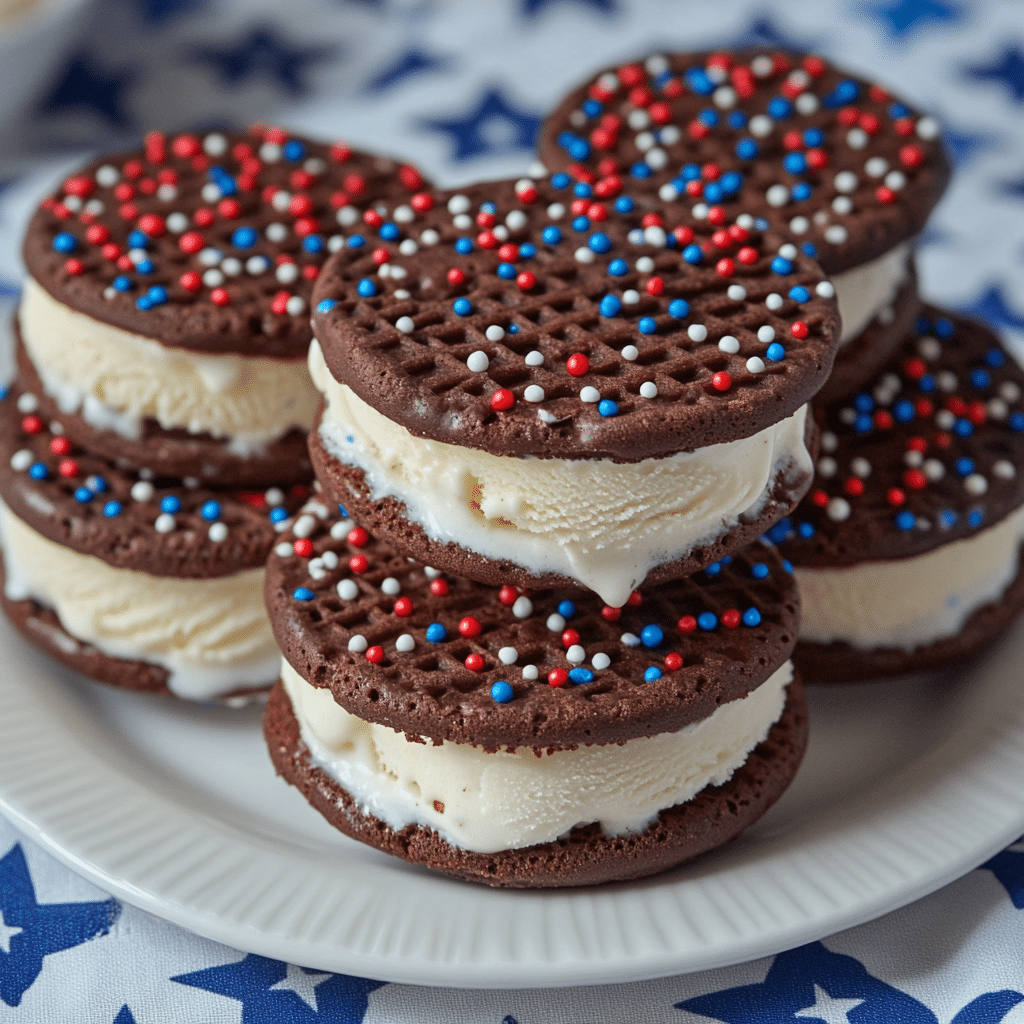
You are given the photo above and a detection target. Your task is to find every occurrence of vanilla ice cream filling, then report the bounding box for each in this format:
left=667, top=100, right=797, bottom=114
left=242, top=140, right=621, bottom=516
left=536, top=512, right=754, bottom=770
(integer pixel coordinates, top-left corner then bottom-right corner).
left=310, top=342, right=811, bottom=608
left=283, top=658, right=791, bottom=854
left=0, top=501, right=279, bottom=699
left=832, top=242, right=912, bottom=345
left=18, top=277, right=320, bottom=454
left=797, top=505, right=1024, bottom=653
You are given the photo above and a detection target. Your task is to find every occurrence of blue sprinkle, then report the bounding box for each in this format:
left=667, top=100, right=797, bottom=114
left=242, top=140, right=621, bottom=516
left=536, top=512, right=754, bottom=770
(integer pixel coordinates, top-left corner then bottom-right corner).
left=615, top=196, right=635, bottom=213
left=743, top=607, right=762, bottom=627
left=379, top=223, right=400, bottom=241
left=28, top=462, right=48, bottom=480
left=641, top=624, right=664, bottom=648
left=644, top=666, right=663, bottom=682
left=566, top=138, right=591, bottom=161
left=968, top=509, right=985, bottom=528
left=685, top=66, right=714, bottom=95
left=426, top=623, right=447, bottom=643
left=720, top=170, right=743, bottom=195
left=1011, top=412, right=1024, bottom=432
left=698, top=611, right=717, bottom=631
left=893, top=399, right=915, bottom=423
left=915, top=317, right=931, bottom=335
left=136, top=296, right=153, bottom=311
left=597, top=399, right=619, bottom=417
left=480, top=202, right=497, bottom=214
left=936, top=318, right=954, bottom=338
left=89, top=476, right=107, bottom=493
left=608, top=258, right=628, bottom=276
left=783, top=153, right=807, bottom=177
left=74, top=487, right=93, bottom=503
left=638, top=317, right=657, bottom=335
left=939, top=509, right=958, bottom=529
left=854, top=393, right=874, bottom=413
left=698, top=108, right=719, bottom=127
left=569, top=667, right=594, bottom=684
left=454, top=237, right=473, bottom=254
left=582, top=98, right=602, bottom=118
left=135, top=260, right=155, bottom=275
left=682, top=164, right=701, bottom=181
left=771, top=256, right=793, bottom=275
left=453, top=297, right=473, bottom=316
left=895, top=510, right=916, bottom=531
left=508, top=323, right=520, bottom=334
left=103, top=501, right=122, bottom=518
left=283, top=139, right=305, bottom=161
left=803, top=128, right=824, bottom=147
left=491, top=680, right=514, bottom=703
left=53, top=232, right=77, bottom=253
left=551, top=172, right=571, bottom=189
left=802, top=242, right=818, bottom=257
left=919, top=374, right=935, bottom=392
left=970, top=369, right=992, bottom=389
left=497, top=263, right=517, bottom=280
left=201, top=500, right=221, bottom=521
left=232, top=227, right=257, bottom=248
left=728, top=110, right=748, bottom=128
left=303, top=235, right=324, bottom=253
left=767, top=97, right=793, bottom=119
left=788, top=286, right=810, bottom=302
left=704, top=182, right=724, bottom=203
left=293, top=587, right=315, bottom=601
left=766, top=343, right=786, bottom=362
left=766, top=518, right=793, bottom=544
left=347, top=234, right=365, bottom=249
left=269, top=507, right=289, bottom=524
left=791, top=183, right=813, bottom=202
left=985, top=348, right=1007, bottom=368
left=519, top=243, right=537, bottom=259
left=751, top=562, right=769, bottom=579
left=889, top=103, right=910, bottom=119
left=782, top=560, right=793, bottom=574
left=669, top=298, right=690, bottom=318
left=338, top=504, right=348, bottom=517
left=599, top=295, right=622, bottom=317
left=705, top=562, right=722, bottom=576
left=113, top=276, right=132, bottom=292
left=956, top=457, right=975, bottom=476
left=572, top=216, right=590, bottom=232
left=357, top=279, right=378, bottom=298
left=161, top=495, right=182, bottom=514
left=127, top=230, right=148, bottom=249
left=0, top=386, right=6, bottom=401
left=589, top=232, right=611, bottom=253
left=630, top=162, right=652, bottom=179
left=558, top=600, right=576, bottom=619
left=683, top=244, right=703, bottom=265
left=542, top=226, right=562, bottom=245
left=854, top=413, right=873, bottom=433
left=823, top=78, right=860, bottom=108
left=573, top=181, right=593, bottom=198
left=722, top=556, right=732, bottom=564
left=146, top=285, right=167, bottom=305
left=735, top=139, right=759, bottom=160
left=797, top=521, right=815, bottom=539
left=954, top=418, right=974, bottom=438
left=317, top=298, right=338, bottom=314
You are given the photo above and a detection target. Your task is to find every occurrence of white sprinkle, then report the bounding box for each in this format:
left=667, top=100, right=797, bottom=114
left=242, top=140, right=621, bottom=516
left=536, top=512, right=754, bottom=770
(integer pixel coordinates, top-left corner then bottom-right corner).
left=200, top=182, right=221, bottom=203
left=795, top=92, right=819, bottom=114
left=447, top=194, right=470, bottom=214
left=865, top=156, right=889, bottom=177
left=95, top=164, right=119, bottom=186
left=348, top=635, right=368, bottom=653
left=988, top=398, right=1009, bottom=420
left=885, top=170, right=907, bottom=190
left=639, top=381, right=658, bottom=398
left=757, top=325, right=776, bottom=343
left=246, top=255, right=271, bottom=275
left=816, top=281, right=835, bottom=298
left=789, top=216, right=810, bottom=234
left=749, top=114, right=774, bottom=137
left=466, top=350, right=489, bottom=372
left=965, top=474, right=988, bottom=495
left=994, top=460, right=1016, bottom=479
left=575, top=246, right=595, bottom=263
left=592, top=652, right=611, bottom=670
left=736, top=214, right=755, bottom=230
left=86, top=474, right=105, bottom=493
left=567, top=645, right=585, bottom=664
left=659, top=125, right=681, bottom=146
left=424, top=566, right=442, bottom=579
left=727, top=284, right=747, bottom=301
left=821, top=430, right=838, bottom=453
left=834, top=171, right=858, bottom=193
left=512, top=596, right=533, bottom=619
left=765, top=293, right=784, bottom=311
left=850, top=457, right=872, bottom=478
left=824, top=225, right=849, bottom=244
left=396, top=316, right=415, bottom=334
left=546, top=202, right=566, bottom=220
left=293, top=515, right=317, bottom=539
left=628, top=109, right=650, bottom=130
left=916, top=116, right=940, bottom=140
left=130, top=481, right=154, bottom=501
left=621, top=345, right=639, bottom=361
left=452, top=214, right=472, bottom=230
left=338, top=579, right=359, bottom=600
left=635, top=130, right=656, bottom=152
left=778, top=243, right=797, bottom=260
left=499, top=646, right=518, bottom=665
left=627, top=228, right=645, bottom=244
left=285, top=296, right=306, bottom=316
left=275, top=542, right=293, bottom=557
left=10, top=450, right=32, bottom=471
left=713, top=85, right=737, bottom=109
left=375, top=577, right=399, bottom=596
left=765, top=184, right=789, bottom=207
left=746, top=356, right=766, bottom=373
left=832, top=196, right=854, bottom=215
left=817, top=456, right=837, bottom=477
left=847, top=128, right=868, bottom=149
left=166, top=211, right=188, bottom=233
left=645, top=54, right=669, bottom=75
left=265, top=487, right=285, bottom=506
left=16, top=393, right=37, bottom=413
left=332, top=206, right=358, bottom=228
left=635, top=256, right=655, bottom=273
left=905, top=450, right=924, bottom=468
left=479, top=324, right=504, bottom=344
left=321, top=551, right=339, bottom=570
left=658, top=183, right=680, bottom=202
left=620, top=632, right=641, bottom=647
left=718, top=335, right=740, bottom=354
left=524, top=385, right=545, bottom=403
left=399, top=239, right=418, bottom=256
left=505, top=209, right=527, bottom=230
left=154, top=513, right=175, bottom=533
left=688, top=324, right=708, bottom=342
left=938, top=371, right=959, bottom=392
left=751, top=55, right=774, bottom=76
left=643, top=225, right=667, bottom=247
left=1001, top=381, right=1021, bottom=402
left=622, top=289, right=640, bottom=305
left=827, top=497, right=851, bottom=521
left=580, top=386, right=601, bottom=403
left=393, top=204, right=414, bottom=223
left=547, top=613, right=565, bottom=632
left=645, top=148, right=669, bottom=171
left=814, top=211, right=829, bottom=225
left=420, top=229, right=440, bottom=245
left=935, top=409, right=956, bottom=429
left=839, top=407, right=857, bottom=425
left=201, top=268, right=224, bottom=288
left=266, top=223, right=288, bottom=242
left=208, top=522, right=228, bottom=542
left=522, top=665, right=539, bottom=680
left=924, top=459, right=945, bottom=481
left=156, top=184, right=177, bottom=202
left=395, top=634, right=415, bottom=653
left=330, top=520, right=350, bottom=539
left=525, top=349, right=544, bottom=365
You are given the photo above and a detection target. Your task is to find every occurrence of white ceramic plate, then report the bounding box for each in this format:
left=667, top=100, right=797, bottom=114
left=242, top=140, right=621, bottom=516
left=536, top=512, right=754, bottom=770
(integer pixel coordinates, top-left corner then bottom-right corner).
left=1, top=610, right=1024, bottom=989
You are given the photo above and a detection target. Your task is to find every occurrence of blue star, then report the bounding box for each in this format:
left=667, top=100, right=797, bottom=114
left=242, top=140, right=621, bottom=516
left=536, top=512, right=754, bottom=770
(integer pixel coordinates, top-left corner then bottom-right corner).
left=172, top=953, right=386, bottom=1023
left=951, top=991, right=1024, bottom=1024
left=418, top=87, right=541, bottom=161
left=956, top=286, right=1024, bottom=333
left=192, top=27, right=335, bottom=97
left=860, top=0, right=965, bottom=40
left=730, top=15, right=822, bottom=52
left=940, top=124, right=998, bottom=167
left=113, top=1006, right=138, bottom=1024
left=964, top=47, right=1024, bottom=103
left=915, top=223, right=952, bottom=247
left=38, top=52, right=133, bottom=127
left=981, top=840, right=1024, bottom=908
left=364, top=48, right=451, bottom=94
left=520, top=0, right=618, bottom=17
left=1000, top=177, right=1024, bottom=200
left=0, top=844, right=120, bottom=1007
left=132, top=0, right=203, bottom=25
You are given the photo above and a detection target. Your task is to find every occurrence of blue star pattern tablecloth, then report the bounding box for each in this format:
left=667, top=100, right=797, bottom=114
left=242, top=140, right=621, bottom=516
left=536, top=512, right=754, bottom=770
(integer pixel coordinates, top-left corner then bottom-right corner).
left=3, top=0, right=1024, bottom=1019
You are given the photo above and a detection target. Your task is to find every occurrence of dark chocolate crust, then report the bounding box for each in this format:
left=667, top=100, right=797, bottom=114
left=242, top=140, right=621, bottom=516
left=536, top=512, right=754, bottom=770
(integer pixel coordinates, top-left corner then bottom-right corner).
left=309, top=408, right=816, bottom=595
left=538, top=50, right=951, bottom=275
left=814, top=258, right=920, bottom=406
left=264, top=507, right=799, bottom=750
left=311, top=176, right=840, bottom=461
left=775, top=308, right=1024, bottom=567
left=794, top=540, right=1024, bottom=683
left=0, top=380, right=307, bottom=578
left=22, top=128, right=428, bottom=358
left=14, top=331, right=312, bottom=488
left=264, top=673, right=808, bottom=888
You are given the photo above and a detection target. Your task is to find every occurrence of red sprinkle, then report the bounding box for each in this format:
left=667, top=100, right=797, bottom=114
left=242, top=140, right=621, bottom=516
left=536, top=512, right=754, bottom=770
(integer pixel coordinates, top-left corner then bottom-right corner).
left=664, top=652, right=683, bottom=671
left=58, top=458, right=79, bottom=478
left=65, top=259, right=84, bottom=276
left=270, top=291, right=291, bottom=316
left=887, top=487, right=906, bottom=506
left=790, top=320, right=809, bottom=339
left=293, top=538, right=314, bottom=557
left=347, top=526, right=369, bottom=547
left=711, top=371, right=732, bottom=392
left=627, top=591, right=642, bottom=606
left=716, top=257, right=736, bottom=278
left=548, top=668, right=569, bottom=688
left=806, top=148, right=829, bottom=170
left=194, top=208, right=215, bottom=228
left=646, top=276, right=664, bottom=296
left=365, top=646, right=385, bottom=664
left=137, top=213, right=165, bottom=237
left=876, top=186, right=897, bottom=205
left=459, top=616, right=482, bottom=637
left=904, top=469, right=927, bottom=490
left=498, top=585, right=518, bottom=605
left=601, top=605, right=621, bottom=621
left=210, top=288, right=230, bottom=307
left=497, top=243, right=519, bottom=262
left=372, top=247, right=391, bottom=266
left=561, top=628, right=580, bottom=649
left=399, top=165, right=423, bottom=191
left=394, top=597, right=414, bottom=617
left=811, top=489, right=829, bottom=507
left=64, top=175, right=95, bottom=198
left=21, top=415, right=43, bottom=434
left=900, top=144, right=925, bottom=168
left=844, top=477, right=865, bottom=496
left=490, top=389, right=514, bottom=411
left=737, top=246, right=759, bottom=265
left=566, top=353, right=590, bottom=377
left=85, top=224, right=109, bottom=245
left=349, top=554, right=369, bottom=573
left=446, top=268, right=466, bottom=286
left=49, top=436, right=72, bottom=456
left=721, top=609, right=741, bottom=629
left=465, top=653, right=485, bottom=672
left=678, top=615, right=697, bottom=633
left=429, top=578, right=450, bottom=597
left=178, top=231, right=204, bottom=255
left=516, top=271, right=536, bottom=291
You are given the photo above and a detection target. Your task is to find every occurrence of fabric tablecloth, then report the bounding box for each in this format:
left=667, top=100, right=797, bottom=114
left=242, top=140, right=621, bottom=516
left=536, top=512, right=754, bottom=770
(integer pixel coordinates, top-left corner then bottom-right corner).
left=3, top=0, right=1024, bottom=1019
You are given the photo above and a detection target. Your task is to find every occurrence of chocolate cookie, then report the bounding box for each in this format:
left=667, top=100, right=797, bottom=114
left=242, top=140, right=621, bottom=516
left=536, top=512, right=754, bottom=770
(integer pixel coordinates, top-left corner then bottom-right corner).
left=538, top=49, right=950, bottom=276
left=0, top=379, right=307, bottom=700
left=770, top=308, right=1024, bottom=680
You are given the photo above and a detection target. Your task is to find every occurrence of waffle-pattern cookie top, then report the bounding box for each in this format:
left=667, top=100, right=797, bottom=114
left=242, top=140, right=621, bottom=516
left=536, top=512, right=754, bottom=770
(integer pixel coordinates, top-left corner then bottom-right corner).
left=311, top=174, right=840, bottom=460
left=22, top=127, right=428, bottom=358
left=0, top=382, right=307, bottom=577
left=265, top=506, right=800, bottom=749
left=539, top=50, right=951, bottom=274
left=774, top=309, right=1024, bottom=567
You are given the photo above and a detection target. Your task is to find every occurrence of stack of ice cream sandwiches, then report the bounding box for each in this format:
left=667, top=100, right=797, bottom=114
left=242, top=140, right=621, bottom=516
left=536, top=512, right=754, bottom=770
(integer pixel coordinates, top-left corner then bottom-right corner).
left=1, top=126, right=429, bottom=701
